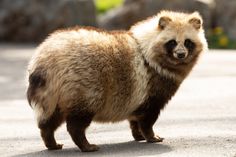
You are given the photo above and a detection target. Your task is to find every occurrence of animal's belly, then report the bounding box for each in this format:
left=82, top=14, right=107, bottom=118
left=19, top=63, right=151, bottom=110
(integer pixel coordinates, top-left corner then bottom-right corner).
left=93, top=106, right=132, bottom=123
left=92, top=72, right=149, bottom=123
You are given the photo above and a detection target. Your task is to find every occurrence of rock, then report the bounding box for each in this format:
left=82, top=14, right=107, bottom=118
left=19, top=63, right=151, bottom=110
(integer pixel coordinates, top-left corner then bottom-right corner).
left=99, top=0, right=213, bottom=31
left=214, top=0, right=236, bottom=39
left=0, top=0, right=97, bottom=42
left=98, top=0, right=144, bottom=30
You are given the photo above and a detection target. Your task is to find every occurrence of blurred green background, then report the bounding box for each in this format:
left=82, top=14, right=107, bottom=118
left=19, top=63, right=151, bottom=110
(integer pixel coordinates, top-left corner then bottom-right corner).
left=95, top=0, right=124, bottom=13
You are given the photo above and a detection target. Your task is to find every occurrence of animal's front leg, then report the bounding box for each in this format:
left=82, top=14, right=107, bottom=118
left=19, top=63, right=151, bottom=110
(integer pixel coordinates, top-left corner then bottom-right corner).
left=139, top=117, right=164, bottom=143
left=137, top=98, right=165, bottom=143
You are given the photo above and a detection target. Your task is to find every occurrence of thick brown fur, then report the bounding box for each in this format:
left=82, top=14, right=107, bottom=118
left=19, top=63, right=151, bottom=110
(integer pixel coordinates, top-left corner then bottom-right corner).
left=26, top=11, right=208, bottom=151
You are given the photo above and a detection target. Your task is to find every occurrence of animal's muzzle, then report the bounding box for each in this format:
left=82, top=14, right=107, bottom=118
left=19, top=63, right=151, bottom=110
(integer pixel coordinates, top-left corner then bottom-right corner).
left=173, top=50, right=188, bottom=59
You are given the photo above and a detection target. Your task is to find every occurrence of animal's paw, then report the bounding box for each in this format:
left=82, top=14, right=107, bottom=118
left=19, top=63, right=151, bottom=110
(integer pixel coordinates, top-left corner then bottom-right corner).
left=81, top=144, right=100, bottom=152
left=134, top=135, right=145, bottom=141
left=47, top=143, right=63, bottom=150
left=146, top=136, right=164, bottom=143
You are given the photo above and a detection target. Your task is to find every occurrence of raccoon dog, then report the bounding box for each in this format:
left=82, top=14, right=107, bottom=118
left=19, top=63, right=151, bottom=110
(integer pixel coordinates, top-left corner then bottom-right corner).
left=27, top=11, right=207, bottom=151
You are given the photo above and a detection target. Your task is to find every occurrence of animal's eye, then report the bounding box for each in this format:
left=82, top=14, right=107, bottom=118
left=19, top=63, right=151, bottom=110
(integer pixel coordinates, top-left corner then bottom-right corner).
left=166, top=39, right=177, bottom=48
left=164, top=39, right=177, bottom=54
left=184, top=39, right=195, bottom=51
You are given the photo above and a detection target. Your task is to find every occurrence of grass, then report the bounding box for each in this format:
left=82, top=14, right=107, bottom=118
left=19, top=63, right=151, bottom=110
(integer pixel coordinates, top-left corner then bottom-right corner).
left=207, top=27, right=236, bottom=49
left=95, top=0, right=124, bottom=13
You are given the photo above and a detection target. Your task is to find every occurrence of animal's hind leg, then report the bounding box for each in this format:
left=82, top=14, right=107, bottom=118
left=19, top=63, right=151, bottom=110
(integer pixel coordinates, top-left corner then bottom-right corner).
left=66, top=110, right=99, bottom=152
left=129, top=120, right=145, bottom=141
left=38, top=108, right=64, bottom=150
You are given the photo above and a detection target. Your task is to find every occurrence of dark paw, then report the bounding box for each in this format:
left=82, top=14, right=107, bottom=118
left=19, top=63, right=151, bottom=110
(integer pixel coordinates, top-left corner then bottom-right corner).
left=146, top=136, right=164, bottom=143
left=81, top=144, right=100, bottom=152
left=133, top=135, right=145, bottom=141
left=47, top=143, right=63, bottom=150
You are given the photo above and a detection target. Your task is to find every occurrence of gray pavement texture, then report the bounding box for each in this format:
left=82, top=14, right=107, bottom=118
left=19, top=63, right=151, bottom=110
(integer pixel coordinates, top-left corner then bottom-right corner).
left=0, top=44, right=236, bottom=157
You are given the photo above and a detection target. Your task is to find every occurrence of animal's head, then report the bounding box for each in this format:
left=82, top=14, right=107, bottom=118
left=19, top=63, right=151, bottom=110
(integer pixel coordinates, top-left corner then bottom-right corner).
left=131, top=11, right=208, bottom=77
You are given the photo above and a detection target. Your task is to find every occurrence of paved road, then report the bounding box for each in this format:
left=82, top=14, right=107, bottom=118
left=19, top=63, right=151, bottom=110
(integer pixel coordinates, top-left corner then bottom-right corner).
left=0, top=44, right=236, bottom=157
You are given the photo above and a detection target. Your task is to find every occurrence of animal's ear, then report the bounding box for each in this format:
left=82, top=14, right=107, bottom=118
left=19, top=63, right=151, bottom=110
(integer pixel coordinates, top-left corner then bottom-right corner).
left=158, top=16, right=172, bottom=30
left=188, top=16, right=202, bottom=30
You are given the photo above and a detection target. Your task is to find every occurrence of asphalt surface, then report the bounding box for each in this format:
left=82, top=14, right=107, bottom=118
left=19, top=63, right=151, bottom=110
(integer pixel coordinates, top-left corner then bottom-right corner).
left=0, top=44, right=236, bottom=157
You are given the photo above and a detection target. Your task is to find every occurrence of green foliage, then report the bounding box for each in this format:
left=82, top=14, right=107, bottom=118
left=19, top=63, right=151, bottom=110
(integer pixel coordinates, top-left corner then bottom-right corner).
left=207, top=27, right=236, bottom=49
left=95, top=0, right=124, bottom=13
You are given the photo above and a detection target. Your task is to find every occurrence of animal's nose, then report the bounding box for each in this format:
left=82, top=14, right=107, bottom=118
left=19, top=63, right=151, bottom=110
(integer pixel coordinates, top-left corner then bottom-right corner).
left=173, top=50, right=188, bottom=59
left=177, top=53, right=186, bottom=59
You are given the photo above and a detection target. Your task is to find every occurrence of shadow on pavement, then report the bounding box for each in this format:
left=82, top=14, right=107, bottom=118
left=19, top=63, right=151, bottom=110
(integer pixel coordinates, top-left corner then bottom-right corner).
left=13, top=141, right=172, bottom=157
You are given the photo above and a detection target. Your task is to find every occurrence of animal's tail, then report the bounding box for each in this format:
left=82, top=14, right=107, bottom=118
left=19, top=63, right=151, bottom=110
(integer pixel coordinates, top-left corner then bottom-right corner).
left=27, top=68, right=57, bottom=125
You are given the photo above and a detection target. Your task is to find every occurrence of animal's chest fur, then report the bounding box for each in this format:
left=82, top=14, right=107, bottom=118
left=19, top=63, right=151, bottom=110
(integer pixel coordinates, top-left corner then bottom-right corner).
left=132, top=72, right=180, bottom=118
left=151, top=75, right=179, bottom=101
